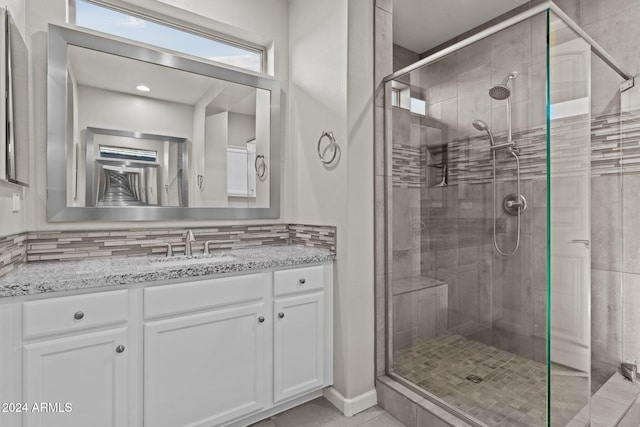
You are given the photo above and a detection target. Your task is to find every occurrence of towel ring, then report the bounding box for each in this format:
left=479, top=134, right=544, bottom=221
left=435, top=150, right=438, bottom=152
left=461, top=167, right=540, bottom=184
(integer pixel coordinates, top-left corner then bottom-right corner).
left=317, top=131, right=338, bottom=164
left=255, top=155, right=267, bottom=178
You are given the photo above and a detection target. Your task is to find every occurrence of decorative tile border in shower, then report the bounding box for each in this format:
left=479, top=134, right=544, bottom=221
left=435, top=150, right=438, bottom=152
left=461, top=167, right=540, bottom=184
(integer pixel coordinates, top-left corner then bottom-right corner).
left=392, top=143, right=423, bottom=188
left=0, top=232, right=27, bottom=278
left=592, top=109, right=640, bottom=176
left=289, top=224, right=337, bottom=253
left=390, top=110, right=606, bottom=186
left=24, top=224, right=336, bottom=263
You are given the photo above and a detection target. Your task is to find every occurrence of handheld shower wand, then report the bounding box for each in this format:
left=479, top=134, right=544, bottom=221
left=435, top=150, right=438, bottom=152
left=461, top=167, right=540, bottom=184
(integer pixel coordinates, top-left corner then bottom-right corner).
left=472, top=120, right=524, bottom=256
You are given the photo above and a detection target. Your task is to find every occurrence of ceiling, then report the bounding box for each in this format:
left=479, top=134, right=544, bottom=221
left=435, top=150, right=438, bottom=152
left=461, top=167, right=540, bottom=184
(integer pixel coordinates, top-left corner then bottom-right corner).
left=393, top=0, right=530, bottom=54
left=69, top=45, right=216, bottom=105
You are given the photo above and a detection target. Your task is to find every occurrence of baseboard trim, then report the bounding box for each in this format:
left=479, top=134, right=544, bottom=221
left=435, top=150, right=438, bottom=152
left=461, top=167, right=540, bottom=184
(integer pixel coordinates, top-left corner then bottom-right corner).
left=227, top=390, right=323, bottom=427
left=323, top=387, right=377, bottom=417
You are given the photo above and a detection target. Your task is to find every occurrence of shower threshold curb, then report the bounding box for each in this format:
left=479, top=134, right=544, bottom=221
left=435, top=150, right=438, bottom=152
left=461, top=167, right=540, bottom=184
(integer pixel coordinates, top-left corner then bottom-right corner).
left=376, top=375, right=481, bottom=427
left=566, top=372, right=640, bottom=427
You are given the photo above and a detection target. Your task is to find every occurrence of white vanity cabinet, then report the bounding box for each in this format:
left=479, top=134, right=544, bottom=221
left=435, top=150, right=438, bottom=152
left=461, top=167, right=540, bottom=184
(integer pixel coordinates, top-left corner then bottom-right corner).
left=23, top=327, right=129, bottom=427
left=143, top=273, right=269, bottom=427
left=0, top=261, right=333, bottom=427
left=19, top=290, right=130, bottom=427
left=273, top=265, right=328, bottom=404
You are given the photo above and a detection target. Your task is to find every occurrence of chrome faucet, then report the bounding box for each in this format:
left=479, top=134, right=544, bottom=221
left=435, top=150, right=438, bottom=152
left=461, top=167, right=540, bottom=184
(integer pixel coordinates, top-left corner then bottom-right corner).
left=184, top=230, right=196, bottom=256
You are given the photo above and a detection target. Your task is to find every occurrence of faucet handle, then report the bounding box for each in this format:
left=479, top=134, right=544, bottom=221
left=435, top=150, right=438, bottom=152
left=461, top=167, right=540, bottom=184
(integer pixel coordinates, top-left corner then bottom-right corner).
left=161, top=243, right=173, bottom=257
left=204, top=240, right=215, bottom=254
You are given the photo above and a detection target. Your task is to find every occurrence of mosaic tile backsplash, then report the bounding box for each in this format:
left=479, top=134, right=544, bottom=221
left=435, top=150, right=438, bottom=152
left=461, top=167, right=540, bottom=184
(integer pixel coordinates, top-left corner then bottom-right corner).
left=0, top=224, right=336, bottom=278
left=0, top=233, right=27, bottom=278
left=289, top=224, right=337, bottom=253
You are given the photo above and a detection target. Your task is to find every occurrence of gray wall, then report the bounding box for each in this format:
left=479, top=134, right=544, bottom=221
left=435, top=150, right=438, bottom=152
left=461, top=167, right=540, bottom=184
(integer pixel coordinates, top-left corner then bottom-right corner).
left=390, top=15, right=548, bottom=361
left=564, top=0, right=640, bottom=389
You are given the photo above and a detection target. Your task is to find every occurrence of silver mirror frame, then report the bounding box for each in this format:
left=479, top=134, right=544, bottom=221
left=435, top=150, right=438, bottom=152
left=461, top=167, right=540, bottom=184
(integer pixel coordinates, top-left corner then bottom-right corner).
left=47, top=24, right=281, bottom=221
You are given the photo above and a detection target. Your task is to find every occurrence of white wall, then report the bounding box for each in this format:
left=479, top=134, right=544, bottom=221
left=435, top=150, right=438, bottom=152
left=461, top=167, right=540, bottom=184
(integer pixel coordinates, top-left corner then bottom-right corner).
left=228, top=113, right=255, bottom=148
left=24, top=0, right=290, bottom=230
left=345, top=0, right=375, bottom=403
left=289, top=0, right=375, bottom=405
left=255, top=89, right=270, bottom=208
left=0, top=0, right=27, bottom=237
left=203, top=112, right=228, bottom=206
left=20, top=0, right=377, bottom=412
left=77, top=86, right=194, bottom=141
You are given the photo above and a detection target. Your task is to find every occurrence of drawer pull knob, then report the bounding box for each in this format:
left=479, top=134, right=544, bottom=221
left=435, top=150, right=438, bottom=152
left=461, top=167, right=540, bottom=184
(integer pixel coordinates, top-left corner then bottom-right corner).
left=116, top=345, right=125, bottom=354
left=258, top=316, right=265, bottom=323
left=74, top=311, right=84, bottom=320
left=299, top=278, right=306, bottom=284
left=278, top=312, right=285, bottom=319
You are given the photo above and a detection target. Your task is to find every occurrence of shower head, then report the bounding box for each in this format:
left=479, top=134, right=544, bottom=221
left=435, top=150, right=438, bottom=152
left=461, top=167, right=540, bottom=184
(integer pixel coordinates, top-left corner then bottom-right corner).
left=489, top=84, right=511, bottom=100
left=472, top=120, right=495, bottom=146
left=489, top=71, right=518, bottom=100
left=472, top=120, right=489, bottom=132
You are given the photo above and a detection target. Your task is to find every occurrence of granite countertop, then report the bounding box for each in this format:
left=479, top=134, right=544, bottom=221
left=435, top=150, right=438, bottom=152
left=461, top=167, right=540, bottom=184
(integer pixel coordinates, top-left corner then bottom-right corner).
left=0, top=245, right=335, bottom=298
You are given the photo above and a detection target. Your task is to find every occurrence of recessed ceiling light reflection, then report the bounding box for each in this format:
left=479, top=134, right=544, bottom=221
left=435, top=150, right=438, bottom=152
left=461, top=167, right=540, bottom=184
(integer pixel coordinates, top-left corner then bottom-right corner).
left=136, top=85, right=151, bottom=92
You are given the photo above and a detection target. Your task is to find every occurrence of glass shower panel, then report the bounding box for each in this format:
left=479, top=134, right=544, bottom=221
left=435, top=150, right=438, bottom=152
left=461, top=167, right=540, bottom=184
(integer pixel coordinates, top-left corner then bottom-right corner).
left=548, top=10, right=592, bottom=427
left=387, top=13, right=549, bottom=426
left=590, top=43, right=624, bottom=397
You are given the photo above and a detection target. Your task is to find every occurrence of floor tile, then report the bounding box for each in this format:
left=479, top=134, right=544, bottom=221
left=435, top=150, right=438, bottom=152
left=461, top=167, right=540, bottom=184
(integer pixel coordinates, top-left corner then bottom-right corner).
left=250, top=398, right=403, bottom=427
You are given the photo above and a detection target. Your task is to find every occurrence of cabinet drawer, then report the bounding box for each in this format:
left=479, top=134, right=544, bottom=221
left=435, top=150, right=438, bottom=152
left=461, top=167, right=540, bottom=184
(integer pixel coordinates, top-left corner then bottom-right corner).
left=274, top=265, right=324, bottom=297
left=23, top=290, right=128, bottom=339
left=144, top=273, right=265, bottom=319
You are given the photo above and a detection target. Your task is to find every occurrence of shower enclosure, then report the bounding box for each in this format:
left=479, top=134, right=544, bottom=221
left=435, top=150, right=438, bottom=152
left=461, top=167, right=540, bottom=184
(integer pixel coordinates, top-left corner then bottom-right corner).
left=382, top=3, right=631, bottom=426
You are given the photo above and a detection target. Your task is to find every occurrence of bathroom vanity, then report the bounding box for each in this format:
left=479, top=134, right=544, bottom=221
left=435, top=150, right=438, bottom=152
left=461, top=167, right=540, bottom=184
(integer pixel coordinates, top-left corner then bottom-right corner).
left=0, top=246, right=334, bottom=427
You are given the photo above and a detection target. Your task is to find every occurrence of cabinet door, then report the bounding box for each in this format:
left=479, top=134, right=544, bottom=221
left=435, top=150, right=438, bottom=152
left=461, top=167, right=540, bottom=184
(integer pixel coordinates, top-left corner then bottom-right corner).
left=144, top=302, right=266, bottom=427
left=273, top=292, right=324, bottom=403
left=23, top=328, right=128, bottom=427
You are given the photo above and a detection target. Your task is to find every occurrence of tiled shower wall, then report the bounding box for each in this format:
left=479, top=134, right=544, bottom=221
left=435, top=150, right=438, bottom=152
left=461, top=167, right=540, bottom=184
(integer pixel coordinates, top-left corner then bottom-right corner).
left=387, top=3, right=640, bottom=383
left=375, top=0, right=640, bottom=424
left=390, top=13, right=549, bottom=363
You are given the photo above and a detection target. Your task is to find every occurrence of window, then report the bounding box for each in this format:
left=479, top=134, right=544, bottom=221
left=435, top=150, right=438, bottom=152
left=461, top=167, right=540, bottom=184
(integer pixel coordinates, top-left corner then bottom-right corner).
left=410, top=98, right=426, bottom=116
left=391, top=88, right=400, bottom=107
left=73, top=0, right=263, bottom=73
left=390, top=83, right=426, bottom=115
left=99, top=145, right=157, bottom=162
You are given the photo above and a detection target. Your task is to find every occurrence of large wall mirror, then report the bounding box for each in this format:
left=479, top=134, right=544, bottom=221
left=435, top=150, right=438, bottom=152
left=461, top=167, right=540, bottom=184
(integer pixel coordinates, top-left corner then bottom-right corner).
left=47, top=24, right=280, bottom=221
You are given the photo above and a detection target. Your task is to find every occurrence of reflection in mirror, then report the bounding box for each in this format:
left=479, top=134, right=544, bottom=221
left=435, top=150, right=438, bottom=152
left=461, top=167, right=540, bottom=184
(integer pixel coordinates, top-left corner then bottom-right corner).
left=48, top=23, right=280, bottom=221
left=65, top=45, right=271, bottom=209
left=85, top=128, right=187, bottom=207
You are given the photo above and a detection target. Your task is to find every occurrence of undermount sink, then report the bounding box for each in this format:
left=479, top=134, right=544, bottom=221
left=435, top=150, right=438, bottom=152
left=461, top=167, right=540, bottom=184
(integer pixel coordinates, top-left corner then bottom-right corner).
left=150, top=253, right=237, bottom=267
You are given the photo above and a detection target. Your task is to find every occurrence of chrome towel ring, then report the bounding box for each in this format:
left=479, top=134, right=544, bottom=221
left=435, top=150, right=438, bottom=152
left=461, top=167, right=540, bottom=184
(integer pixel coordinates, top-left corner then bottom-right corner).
left=317, top=131, right=339, bottom=165
left=255, top=155, right=267, bottom=178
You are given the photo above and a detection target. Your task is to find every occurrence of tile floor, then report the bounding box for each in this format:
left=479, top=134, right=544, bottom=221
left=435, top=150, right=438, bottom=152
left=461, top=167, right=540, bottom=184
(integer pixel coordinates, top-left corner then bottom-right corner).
left=394, top=334, right=546, bottom=426
left=250, top=398, right=405, bottom=427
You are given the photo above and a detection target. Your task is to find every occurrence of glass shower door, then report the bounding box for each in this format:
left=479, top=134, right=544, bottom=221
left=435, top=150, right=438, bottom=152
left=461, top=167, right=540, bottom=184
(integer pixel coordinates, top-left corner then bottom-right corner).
left=386, top=12, right=551, bottom=426
left=548, top=10, right=592, bottom=426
